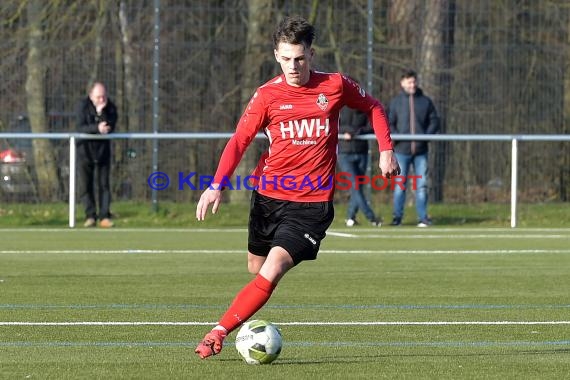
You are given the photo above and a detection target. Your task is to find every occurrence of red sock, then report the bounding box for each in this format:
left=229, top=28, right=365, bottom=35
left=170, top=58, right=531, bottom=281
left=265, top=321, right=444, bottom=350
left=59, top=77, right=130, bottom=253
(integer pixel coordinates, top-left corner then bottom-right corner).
left=218, top=274, right=276, bottom=334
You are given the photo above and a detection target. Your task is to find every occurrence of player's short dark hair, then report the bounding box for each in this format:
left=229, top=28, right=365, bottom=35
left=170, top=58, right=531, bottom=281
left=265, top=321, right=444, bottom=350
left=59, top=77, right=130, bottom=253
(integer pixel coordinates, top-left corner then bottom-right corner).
left=273, top=16, right=315, bottom=49
left=401, top=69, right=417, bottom=80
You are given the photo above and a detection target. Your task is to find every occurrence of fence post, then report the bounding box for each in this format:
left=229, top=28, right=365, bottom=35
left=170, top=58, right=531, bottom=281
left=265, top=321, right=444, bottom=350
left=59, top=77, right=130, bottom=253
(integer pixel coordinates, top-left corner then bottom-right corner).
left=151, top=0, right=161, bottom=212
left=510, top=137, right=518, bottom=228
left=69, top=136, right=76, bottom=228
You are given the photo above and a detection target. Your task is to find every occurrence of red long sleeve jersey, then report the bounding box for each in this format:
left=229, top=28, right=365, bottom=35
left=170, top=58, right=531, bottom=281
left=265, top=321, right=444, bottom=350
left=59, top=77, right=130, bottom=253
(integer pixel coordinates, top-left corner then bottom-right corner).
left=214, top=71, right=393, bottom=202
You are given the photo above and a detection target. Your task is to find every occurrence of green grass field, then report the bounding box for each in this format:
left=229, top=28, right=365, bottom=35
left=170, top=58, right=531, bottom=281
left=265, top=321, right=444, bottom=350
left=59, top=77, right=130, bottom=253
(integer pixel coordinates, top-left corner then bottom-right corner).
left=1, top=200, right=570, bottom=227
left=1, top=224, right=569, bottom=379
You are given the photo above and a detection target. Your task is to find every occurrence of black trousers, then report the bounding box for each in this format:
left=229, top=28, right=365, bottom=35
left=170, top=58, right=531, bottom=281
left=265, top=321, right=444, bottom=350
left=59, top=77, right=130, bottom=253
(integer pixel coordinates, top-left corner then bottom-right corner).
left=78, top=158, right=111, bottom=220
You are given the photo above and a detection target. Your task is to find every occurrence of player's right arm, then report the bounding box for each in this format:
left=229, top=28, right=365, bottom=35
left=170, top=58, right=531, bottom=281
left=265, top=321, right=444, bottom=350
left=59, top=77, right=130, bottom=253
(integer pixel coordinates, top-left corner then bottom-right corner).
left=196, top=90, right=268, bottom=221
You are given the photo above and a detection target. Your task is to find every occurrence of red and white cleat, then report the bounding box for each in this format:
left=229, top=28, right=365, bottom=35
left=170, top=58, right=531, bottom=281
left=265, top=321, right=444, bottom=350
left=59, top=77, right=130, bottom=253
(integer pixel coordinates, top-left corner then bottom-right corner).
left=195, top=330, right=226, bottom=359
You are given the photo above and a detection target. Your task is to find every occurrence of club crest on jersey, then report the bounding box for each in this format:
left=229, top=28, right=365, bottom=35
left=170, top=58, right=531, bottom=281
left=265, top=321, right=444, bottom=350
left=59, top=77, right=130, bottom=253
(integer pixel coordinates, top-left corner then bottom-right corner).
left=316, top=93, right=329, bottom=111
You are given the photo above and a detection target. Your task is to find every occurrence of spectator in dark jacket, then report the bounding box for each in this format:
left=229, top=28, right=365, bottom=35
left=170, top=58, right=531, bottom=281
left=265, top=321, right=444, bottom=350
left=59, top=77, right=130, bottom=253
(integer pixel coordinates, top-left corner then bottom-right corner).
left=76, top=82, right=117, bottom=228
left=338, top=106, right=381, bottom=227
left=388, top=70, right=439, bottom=227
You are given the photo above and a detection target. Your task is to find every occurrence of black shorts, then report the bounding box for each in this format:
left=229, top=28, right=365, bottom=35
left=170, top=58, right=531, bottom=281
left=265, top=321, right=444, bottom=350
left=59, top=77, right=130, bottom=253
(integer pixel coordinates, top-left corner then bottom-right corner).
left=248, top=191, right=334, bottom=265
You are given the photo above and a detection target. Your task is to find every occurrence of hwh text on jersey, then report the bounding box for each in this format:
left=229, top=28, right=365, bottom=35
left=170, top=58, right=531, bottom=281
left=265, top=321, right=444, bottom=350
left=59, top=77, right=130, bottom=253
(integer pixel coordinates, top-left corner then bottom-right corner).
left=280, top=118, right=330, bottom=139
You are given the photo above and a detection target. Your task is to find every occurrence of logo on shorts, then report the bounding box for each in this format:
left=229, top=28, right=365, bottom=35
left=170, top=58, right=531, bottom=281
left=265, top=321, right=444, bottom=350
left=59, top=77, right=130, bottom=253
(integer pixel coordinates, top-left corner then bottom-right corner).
left=304, top=233, right=317, bottom=245
left=316, top=93, right=329, bottom=111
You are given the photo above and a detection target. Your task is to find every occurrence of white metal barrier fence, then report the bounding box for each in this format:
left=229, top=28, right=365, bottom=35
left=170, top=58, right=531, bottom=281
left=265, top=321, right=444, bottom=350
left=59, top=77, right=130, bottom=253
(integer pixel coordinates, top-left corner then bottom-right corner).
left=1, top=133, right=569, bottom=228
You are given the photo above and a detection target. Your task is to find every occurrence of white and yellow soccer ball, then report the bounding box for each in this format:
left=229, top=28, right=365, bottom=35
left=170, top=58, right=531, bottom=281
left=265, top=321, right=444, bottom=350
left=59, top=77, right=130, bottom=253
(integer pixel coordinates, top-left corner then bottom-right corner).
left=235, top=319, right=283, bottom=364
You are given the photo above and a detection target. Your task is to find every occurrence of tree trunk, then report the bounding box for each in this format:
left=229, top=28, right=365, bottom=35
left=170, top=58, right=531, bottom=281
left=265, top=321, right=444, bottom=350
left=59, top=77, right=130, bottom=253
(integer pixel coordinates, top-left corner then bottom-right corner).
left=418, top=0, right=453, bottom=203
left=388, top=1, right=418, bottom=54
left=418, top=0, right=447, bottom=94
left=388, top=0, right=418, bottom=45
left=325, top=2, right=342, bottom=72
left=116, top=1, right=143, bottom=199
left=230, top=0, right=272, bottom=202
left=562, top=11, right=570, bottom=201
left=25, top=0, right=59, bottom=201
left=87, top=0, right=107, bottom=89
left=386, top=0, right=418, bottom=91
left=118, top=0, right=141, bottom=133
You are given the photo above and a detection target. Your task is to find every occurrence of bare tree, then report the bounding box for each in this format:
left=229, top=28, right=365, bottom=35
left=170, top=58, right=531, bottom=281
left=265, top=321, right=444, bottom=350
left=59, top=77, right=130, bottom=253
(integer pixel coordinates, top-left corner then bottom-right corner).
left=1, top=1, right=569, bottom=206
left=25, top=0, right=59, bottom=200
left=117, top=0, right=142, bottom=133
left=561, top=3, right=570, bottom=201
left=418, top=0, right=454, bottom=202
left=87, top=0, right=108, bottom=89
left=418, top=0, right=448, bottom=99
left=230, top=0, right=273, bottom=202
left=386, top=0, right=418, bottom=91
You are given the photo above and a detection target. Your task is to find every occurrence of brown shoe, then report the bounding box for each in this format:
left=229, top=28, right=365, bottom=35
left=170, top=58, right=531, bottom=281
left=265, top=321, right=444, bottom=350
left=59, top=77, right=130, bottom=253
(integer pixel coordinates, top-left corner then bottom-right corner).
left=99, top=218, right=114, bottom=228
left=83, top=218, right=96, bottom=228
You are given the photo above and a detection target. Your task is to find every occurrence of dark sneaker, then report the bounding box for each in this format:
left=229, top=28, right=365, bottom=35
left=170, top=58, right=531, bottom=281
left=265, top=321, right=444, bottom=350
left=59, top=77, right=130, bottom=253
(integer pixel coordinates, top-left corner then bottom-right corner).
left=390, top=217, right=402, bottom=226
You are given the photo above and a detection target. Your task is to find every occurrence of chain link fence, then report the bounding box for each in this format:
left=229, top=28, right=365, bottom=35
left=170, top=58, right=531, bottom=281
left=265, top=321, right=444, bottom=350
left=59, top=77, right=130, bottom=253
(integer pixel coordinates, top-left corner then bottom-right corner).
left=0, top=0, right=569, bottom=208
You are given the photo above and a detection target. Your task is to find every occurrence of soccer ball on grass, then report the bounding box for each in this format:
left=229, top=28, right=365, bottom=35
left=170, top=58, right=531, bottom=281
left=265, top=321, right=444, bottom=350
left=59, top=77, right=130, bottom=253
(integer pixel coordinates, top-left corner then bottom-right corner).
left=235, top=319, right=282, bottom=364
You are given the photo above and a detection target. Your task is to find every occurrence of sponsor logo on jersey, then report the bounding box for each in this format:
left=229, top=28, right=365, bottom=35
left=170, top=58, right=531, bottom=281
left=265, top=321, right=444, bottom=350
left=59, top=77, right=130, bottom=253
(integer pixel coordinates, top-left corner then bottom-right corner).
left=279, top=118, right=330, bottom=140
left=279, top=104, right=293, bottom=110
left=316, top=93, right=329, bottom=111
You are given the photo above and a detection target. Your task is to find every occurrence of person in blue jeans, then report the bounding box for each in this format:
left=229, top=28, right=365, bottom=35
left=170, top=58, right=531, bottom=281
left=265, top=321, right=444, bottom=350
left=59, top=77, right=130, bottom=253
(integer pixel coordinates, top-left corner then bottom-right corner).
left=388, top=70, right=440, bottom=227
left=338, top=106, right=381, bottom=227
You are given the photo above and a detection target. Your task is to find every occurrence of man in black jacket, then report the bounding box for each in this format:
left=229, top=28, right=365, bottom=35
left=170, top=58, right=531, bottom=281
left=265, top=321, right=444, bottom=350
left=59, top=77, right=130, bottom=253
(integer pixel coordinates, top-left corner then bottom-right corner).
left=76, top=82, right=117, bottom=228
left=388, top=70, right=439, bottom=227
left=338, top=106, right=381, bottom=227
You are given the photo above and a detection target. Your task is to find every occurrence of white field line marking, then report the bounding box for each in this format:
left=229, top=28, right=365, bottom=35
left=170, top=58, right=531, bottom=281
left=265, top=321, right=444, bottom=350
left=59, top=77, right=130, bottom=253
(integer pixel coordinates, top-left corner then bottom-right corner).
left=1, top=229, right=567, bottom=240
left=356, top=234, right=570, bottom=239
left=0, top=249, right=243, bottom=254
left=327, top=231, right=358, bottom=238
left=0, top=227, right=569, bottom=233
left=1, top=249, right=569, bottom=254
left=335, top=228, right=570, bottom=232
left=1, top=321, right=570, bottom=326
left=0, top=228, right=248, bottom=233
left=323, top=249, right=570, bottom=254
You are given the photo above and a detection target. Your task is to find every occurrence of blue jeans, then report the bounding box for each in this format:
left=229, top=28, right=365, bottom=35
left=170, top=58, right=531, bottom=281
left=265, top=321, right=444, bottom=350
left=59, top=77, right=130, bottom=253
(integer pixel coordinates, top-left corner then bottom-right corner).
left=337, top=153, right=377, bottom=222
left=393, top=152, right=428, bottom=221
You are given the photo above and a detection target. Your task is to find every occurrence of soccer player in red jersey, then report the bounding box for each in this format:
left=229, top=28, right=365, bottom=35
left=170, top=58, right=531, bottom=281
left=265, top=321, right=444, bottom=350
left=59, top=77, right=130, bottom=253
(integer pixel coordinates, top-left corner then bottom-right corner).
left=194, top=15, right=400, bottom=359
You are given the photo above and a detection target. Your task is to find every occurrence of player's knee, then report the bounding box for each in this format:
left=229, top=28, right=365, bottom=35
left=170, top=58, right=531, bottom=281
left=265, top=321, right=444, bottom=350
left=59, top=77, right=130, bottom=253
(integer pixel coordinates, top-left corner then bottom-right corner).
left=247, top=260, right=261, bottom=274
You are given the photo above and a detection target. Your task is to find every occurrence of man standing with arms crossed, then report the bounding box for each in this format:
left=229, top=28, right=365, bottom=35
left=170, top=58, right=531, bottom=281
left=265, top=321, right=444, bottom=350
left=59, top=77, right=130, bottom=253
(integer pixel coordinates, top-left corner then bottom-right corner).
left=194, top=16, right=400, bottom=359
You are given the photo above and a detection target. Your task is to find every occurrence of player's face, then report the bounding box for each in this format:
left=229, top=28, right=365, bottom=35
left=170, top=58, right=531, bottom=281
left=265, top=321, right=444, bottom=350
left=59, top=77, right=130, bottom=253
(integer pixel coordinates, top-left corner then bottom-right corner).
left=274, top=42, right=314, bottom=87
left=401, top=77, right=417, bottom=95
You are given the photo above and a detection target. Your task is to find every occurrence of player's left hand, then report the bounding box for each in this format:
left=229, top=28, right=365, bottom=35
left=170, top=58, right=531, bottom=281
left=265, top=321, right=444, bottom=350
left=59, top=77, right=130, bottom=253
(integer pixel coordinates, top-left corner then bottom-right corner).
left=379, top=150, right=400, bottom=179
